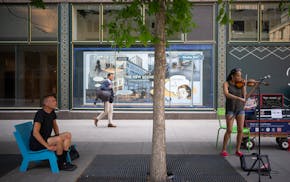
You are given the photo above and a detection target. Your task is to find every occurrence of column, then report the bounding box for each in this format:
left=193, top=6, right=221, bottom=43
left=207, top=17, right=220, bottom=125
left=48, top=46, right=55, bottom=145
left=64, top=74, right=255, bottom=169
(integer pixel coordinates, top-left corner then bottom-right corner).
left=217, top=6, right=227, bottom=108
left=59, top=3, right=70, bottom=110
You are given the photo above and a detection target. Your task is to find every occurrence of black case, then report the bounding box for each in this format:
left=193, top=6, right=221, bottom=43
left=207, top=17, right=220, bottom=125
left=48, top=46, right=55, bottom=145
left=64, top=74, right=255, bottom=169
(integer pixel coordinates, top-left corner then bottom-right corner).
left=240, top=153, right=271, bottom=172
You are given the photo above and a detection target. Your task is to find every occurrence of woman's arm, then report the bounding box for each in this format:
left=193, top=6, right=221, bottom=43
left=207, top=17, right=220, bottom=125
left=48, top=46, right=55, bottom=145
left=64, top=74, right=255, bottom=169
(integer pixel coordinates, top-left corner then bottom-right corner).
left=242, top=84, right=246, bottom=99
left=223, top=81, right=245, bottom=102
left=245, top=83, right=259, bottom=99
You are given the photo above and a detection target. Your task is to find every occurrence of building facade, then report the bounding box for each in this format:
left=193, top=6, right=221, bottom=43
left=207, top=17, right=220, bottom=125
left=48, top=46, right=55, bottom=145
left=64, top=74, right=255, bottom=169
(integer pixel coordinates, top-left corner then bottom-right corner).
left=0, top=0, right=289, bottom=119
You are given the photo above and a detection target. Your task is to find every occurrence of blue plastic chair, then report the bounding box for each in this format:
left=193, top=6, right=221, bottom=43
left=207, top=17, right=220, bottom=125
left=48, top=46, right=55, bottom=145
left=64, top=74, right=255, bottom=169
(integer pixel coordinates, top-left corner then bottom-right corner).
left=13, top=121, right=59, bottom=173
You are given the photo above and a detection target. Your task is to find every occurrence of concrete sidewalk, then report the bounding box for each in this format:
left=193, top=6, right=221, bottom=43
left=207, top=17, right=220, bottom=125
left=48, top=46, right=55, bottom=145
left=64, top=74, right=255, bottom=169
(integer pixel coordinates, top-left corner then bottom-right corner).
left=0, top=119, right=289, bottom=182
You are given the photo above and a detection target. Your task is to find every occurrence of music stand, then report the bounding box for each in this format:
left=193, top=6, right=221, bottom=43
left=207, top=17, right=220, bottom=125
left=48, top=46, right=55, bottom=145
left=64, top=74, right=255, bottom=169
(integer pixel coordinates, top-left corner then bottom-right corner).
left=247, top=79, right=272, bottom=181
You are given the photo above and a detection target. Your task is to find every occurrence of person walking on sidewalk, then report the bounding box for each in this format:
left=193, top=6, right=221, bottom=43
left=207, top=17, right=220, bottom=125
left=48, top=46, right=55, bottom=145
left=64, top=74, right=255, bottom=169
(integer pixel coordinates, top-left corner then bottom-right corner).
left=94, top=73, right=117, bottom=128
left=29, top=94, right=77, bottom=171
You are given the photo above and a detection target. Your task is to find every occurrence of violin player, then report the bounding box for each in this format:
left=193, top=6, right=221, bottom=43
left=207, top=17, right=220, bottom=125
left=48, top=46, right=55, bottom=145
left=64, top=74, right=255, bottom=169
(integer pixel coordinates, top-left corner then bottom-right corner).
left=220, top=68, right=259, bottom=157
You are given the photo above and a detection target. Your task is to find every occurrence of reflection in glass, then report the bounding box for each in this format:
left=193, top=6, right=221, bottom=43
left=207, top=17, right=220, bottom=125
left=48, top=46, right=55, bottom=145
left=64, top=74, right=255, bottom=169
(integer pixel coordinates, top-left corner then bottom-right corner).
left=167, top=32, right=183, bottom=41
left=103, top=4, right=141, bottom=41
left=0, top=5, right=28, bottom=41
left=0, top=45, right=57, bottom=107
left=103, top=4, right=127, bottom=41
left=230, top=4, right=258, bottom=41
left=187, top=5, right=213, bottom=41
left=262, top=4, right=290, bottom=41
left=144, top=6, right=182, bottom=41
left=145, top=10, right=155, bottom=38
left=31, top=5, right=58, bottom=41
left=72, top=4, right=100, bottom=41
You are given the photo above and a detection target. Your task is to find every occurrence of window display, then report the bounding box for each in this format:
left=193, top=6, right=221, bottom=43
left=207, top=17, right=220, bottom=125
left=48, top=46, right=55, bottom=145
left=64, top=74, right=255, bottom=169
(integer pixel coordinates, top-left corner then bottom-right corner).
left=73, top=44, right=214, bottom=109
left=83, top=50, right=203, bottom=106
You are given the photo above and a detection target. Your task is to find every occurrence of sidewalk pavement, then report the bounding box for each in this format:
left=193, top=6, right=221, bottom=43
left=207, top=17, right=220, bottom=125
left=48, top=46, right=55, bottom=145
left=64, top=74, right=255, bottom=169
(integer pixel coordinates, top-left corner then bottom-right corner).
left=0, top=119, right=289, bottom=182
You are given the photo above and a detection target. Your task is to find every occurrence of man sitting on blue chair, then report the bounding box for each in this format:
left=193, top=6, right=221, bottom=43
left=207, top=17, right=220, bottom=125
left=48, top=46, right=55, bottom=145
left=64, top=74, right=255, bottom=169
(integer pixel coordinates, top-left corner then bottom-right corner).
left=29, top=94, right=77, bottom=171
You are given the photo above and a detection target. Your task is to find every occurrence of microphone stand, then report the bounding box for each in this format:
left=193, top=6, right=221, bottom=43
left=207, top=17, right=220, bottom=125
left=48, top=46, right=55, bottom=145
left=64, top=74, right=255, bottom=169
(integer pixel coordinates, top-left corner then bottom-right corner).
left=247, top=78, right=272, bottom=181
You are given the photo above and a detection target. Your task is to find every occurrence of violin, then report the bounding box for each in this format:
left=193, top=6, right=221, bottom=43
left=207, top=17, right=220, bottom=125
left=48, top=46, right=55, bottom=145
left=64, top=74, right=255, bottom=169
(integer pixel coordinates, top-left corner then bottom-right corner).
left=235, top=79, right=266, bottom=88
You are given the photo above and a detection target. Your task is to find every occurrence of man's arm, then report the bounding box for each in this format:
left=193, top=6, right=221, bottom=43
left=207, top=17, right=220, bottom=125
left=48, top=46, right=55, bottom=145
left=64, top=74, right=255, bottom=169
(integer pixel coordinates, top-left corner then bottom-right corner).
left=32, top=122, right=56, bottom=151
left=52, top=119, right=59, bottom=136
left=101, top=80, right=111, bottom=91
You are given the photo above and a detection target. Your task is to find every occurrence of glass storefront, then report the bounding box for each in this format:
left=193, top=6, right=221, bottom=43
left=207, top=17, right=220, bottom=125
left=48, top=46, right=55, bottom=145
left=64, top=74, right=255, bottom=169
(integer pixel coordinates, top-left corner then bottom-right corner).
left=103, top=4, right=127, bottom=41
left=72, top=4, right=100, bottom=41
left=31, top=5, right=58, bottom=41
left=0, top=5, right=28, bottom=41
left=71, top=3, right=215, bottom=110
left=187, top=4, right=214, bottom=41
left=2, top=2, right=287, bottom=110
left=262, top=4, right=290, bottom=42
left=230, top=3, right=258, bottom=41
left=73, top=44, right=214, bottom=109
left=145, top=7, right=183, bottom=41
left=230, top=2, right=290, bottom=42
left=0, top=4, right=58, bottom=108
left=0, top=45, right=57, bottom=107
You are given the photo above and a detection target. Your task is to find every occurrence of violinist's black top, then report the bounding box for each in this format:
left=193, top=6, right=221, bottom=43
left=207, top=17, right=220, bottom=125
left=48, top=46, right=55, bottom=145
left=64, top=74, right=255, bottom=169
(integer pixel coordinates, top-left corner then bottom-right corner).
left=225, top=81, right=244, bottom=115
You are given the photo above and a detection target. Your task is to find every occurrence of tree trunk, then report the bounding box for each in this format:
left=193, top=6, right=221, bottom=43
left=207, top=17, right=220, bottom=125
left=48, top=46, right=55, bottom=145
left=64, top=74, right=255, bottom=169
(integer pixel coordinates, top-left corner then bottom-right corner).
left=150, top=0, right=167, bottom=182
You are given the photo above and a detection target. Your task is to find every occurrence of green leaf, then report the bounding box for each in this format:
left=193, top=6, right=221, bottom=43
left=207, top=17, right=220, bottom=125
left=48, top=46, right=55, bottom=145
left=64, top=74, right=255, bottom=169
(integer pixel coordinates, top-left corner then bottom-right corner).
left=217, top=7, right=225, bottom=23
left=148, top=1, right=159, bottom=15
left=30, top=0, right=45, bottom=9
left=165, top=0, right=195, bottom=35
left=106, top=0, right=196, bottom=47
left=139, top=25, right=152, bottom=46
left=221, top=13, right=229, bottom=25
left=217, top=0, right=223, bottom=5
left=217, top=1, right=235, bottom=25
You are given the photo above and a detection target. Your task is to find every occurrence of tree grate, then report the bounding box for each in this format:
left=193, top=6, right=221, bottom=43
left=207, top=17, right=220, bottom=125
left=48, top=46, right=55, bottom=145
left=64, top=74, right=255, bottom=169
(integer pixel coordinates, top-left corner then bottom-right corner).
left=77, top=154, right=246, bottom=182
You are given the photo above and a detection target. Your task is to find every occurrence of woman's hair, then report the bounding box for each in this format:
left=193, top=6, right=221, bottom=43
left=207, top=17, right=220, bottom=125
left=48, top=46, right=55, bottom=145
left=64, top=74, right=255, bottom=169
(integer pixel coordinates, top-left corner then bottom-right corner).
left=226, top=68, right=241, bottom=81
left=178, top=84, right=191, bottom=98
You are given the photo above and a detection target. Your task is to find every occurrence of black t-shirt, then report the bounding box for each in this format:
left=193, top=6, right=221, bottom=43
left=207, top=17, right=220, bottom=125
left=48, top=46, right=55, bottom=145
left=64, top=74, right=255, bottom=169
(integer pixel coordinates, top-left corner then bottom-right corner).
left=226, top=82, right=244, bottom=113
left=29, top=109, right=57, bottom=149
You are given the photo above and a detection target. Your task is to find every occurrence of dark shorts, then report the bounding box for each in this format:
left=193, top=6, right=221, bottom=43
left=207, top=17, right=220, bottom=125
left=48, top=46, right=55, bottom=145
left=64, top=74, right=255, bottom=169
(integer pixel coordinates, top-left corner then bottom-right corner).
left=29, top=137, right=46, bottom=151
left=29, top=135, right=59, bottom=151
left=30, top=140, right=46, bottom=151
left=226, top=110, right=245, bottom=117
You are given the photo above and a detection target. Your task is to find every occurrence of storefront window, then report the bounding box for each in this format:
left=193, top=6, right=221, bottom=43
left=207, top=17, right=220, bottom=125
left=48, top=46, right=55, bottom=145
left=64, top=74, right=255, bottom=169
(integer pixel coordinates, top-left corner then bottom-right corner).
left=0, top=45, right=57, bottom=107
left=72, top=4, right=100, bottom=41
left=31, top=5, right=58, bottom=41
left=73, top=44, right=214, bottom=109
left=262, top=3, right=290, bottom=42
left=187, top=5, right=213, bottom=41
left=0, top=5, right=28, bottom=41
left=145, top=6, right=183, bottom=41
left=167, top=32, right=183, bottom=41
left=230, top=3, right=258, bottom=41
left=103, top=4, right=127, bottom=41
